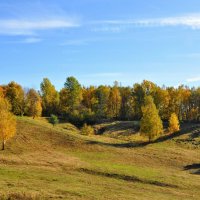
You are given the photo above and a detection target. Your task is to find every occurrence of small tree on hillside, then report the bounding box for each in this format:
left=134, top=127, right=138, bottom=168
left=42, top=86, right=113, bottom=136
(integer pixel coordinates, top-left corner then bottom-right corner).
left=81, top=123, right=95, bottom=136
left=169, top=113, right=180, bottom=133
left=0, top=98, right=16, bottom=150
left=140, top=95, right=163, bottom=142
left=49, top=114, right=59, bottom=126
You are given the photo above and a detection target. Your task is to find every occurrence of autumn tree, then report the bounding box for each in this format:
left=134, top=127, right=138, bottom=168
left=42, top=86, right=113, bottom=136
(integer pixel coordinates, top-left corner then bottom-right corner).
left=95, top=85, right=110, bottom=119
left=169, top=113, right=180, bottom=133
left=140, top=95, right=163, bottom=142
left=0, top=86, right=4, bottom=98
left=59, top=88, right=68, bottom=115
left=120, top=87, right=134, bottom=120
left=0, top=97, right=16, bottom=150
left=25, top=89, right=42, bottom=119
left=107, top=86, right=121, bottom=118
left=189, top=87, right=200, bottom=121
left=82, top=86, right=98, bottom=111
left=5, top=81, right=25, bottom=116
left=153, top=87, right=170, bottom=120
left=40, top=78, right=59, bottom=116
left=133, top=83, right=145, bottom=119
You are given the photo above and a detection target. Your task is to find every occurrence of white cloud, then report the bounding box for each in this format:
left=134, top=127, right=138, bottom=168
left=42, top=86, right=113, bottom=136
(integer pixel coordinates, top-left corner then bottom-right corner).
left=186, top=76, right=200, bottom=83
left=61, top=37, right=107, bottom=46
left=93, top=13, right=200, bottom=31
left=0, top=19, right=79, bottom=35
left=92, top=26, right=122, bottom=33
left=61, top=39, right=90, bottom=46
left=21, top=37, right=42, bottom=44
left=136, top=14, right=200, bottom=29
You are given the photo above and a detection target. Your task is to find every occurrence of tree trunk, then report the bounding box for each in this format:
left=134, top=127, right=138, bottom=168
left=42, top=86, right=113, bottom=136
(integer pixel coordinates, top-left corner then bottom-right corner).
left=2, top=140, right=6, bottom=150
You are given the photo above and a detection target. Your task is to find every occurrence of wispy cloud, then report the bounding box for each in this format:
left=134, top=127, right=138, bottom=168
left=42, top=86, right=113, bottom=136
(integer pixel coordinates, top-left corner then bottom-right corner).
left=61, top=37, right=110, bottom=46
left=0, top=19, right=80, bottom=35
left=135, top=14, right=200, bottom=29
left=92, top=13, right=200, bottom=32
left=20, top=37, right=42, bottom=44
left=61, top=38, right=95, bottom=46
left=186, top=76, right=200, bottom=83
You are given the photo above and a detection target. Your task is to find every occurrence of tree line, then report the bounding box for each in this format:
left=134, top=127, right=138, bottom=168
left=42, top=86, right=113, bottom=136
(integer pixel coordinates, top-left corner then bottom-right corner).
left=0, top=77, right=200, bottom=125
left=0, top=76, right=196, bottom=148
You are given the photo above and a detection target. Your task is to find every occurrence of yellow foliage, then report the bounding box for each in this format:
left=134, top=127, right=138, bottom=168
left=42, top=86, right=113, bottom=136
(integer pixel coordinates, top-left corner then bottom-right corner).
left=0, top=97, right=16, bottom=150
left=169, top=113, right=180, bottom=133
left=140, top=96, right=163, bottom=141
left=26, top=89, right=42, bottom=119
left=81, top=123, right=95, bottom=136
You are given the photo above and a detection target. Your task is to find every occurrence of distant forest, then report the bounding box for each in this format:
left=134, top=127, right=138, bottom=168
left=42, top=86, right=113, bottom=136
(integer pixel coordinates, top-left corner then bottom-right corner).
left=0, top=77, right=200, bottom=125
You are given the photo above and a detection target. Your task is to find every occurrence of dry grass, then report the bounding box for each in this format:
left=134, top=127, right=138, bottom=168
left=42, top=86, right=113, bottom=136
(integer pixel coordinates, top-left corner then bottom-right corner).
left=0, top=117, right=199, bottom=199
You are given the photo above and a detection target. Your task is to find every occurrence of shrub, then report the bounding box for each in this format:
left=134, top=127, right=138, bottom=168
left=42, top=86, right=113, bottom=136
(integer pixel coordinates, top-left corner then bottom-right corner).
left=49, top=114, right=59, bottom=126
left=81, top=123, right=95, bottom=135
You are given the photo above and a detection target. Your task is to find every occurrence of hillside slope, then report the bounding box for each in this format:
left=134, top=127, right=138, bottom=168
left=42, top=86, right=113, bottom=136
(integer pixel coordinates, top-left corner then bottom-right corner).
left=0, top=118, right=200, bottom=200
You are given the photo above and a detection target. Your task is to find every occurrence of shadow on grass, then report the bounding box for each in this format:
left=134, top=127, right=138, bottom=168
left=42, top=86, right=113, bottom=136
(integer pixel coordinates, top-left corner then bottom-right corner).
left=78, top=168, right=178, bottom=188
left=87, top=125, right=200, bottom=148
left=184, top=163, right=200, bottom=175
left=95, top=121, right=139, bottom=136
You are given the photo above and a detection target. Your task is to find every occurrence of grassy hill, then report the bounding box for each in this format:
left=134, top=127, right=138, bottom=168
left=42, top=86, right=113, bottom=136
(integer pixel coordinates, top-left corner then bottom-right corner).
left=0, top=118, right=200, bottom=199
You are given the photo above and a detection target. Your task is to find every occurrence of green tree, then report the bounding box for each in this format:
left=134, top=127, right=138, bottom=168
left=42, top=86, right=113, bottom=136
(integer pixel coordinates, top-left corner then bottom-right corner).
left=49, top=114, right=59, bottom=126
left=140, top=96, right=163, bottom=142
left=25, top=89, right=42, bottom=119
left=169, top=113, right=180, bottom=133
left=40, top=78, right=59, bottom=116
left=0, top=97, right=16, bottom=150
left=64, top=76, right=82, bottom=113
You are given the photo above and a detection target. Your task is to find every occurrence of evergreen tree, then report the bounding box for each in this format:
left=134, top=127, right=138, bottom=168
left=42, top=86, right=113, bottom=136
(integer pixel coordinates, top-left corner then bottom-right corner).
left=169, top=113, right=180, bottom=133
left=140, top=95, right=163, bottom=142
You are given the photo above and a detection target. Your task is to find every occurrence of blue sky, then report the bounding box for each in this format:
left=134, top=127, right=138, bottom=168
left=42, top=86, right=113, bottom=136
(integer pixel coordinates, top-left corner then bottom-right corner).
left=1, top=0, right=200, bottom=89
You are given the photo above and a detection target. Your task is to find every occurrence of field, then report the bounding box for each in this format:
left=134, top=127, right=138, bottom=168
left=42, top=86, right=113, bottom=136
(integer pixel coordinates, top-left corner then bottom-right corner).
left=0, top=117, right=200, bottom=199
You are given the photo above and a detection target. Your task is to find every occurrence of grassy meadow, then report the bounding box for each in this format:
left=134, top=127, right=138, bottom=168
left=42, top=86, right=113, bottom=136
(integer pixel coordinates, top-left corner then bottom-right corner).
left=0, top=117, right=199, bottom=199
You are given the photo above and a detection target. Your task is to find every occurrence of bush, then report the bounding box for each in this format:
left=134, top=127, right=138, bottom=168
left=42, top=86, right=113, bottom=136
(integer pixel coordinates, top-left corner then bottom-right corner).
left=81, top=123, right=95, bottom=136
left=49, top=114, right=59, bottom=126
